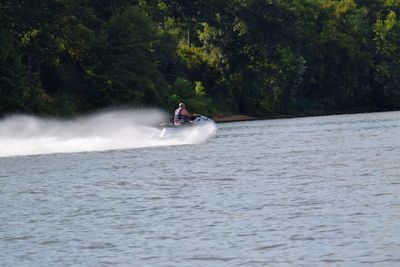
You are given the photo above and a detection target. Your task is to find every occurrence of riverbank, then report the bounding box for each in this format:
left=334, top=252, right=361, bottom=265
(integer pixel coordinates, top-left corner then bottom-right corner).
left=213, top=113, right=315, bottom=123
left=213, top=114, right=308, bottom=123
left=212, top=108, right=393, bottom=123
left=213, top=115, right=258, bottom=123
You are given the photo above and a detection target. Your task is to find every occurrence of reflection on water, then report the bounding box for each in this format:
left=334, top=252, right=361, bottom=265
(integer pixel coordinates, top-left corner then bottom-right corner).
left=1, top=111, right=400, bottom=266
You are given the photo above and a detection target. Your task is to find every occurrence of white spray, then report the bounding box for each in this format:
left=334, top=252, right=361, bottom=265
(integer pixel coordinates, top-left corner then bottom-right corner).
left=0, top=109, right=217, bottom=157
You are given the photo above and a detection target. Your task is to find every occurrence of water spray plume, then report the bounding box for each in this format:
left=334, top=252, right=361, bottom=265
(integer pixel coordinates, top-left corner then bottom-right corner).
left=0, top=109, right=217, bottom=157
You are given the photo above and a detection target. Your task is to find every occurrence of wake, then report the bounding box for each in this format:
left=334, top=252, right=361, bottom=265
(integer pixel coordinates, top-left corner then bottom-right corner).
left=0, top=109, right=217, bottom=157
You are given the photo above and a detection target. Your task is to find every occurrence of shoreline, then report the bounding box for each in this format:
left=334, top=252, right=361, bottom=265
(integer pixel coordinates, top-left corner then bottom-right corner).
left=212, top=109, right=396, bottom=123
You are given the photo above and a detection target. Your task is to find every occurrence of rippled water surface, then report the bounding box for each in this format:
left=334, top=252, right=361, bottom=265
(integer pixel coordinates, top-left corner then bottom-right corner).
left=1, top=111, right=400, bottom=266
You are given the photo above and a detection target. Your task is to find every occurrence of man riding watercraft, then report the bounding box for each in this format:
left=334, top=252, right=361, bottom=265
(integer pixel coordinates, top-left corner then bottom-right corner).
left=157, top=102, right=215, bottom=139
left=174, top=102, right=193, bottom=126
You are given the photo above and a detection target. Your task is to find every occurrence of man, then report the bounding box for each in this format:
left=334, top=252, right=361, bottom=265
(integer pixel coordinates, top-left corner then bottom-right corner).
left=174, top=102, right=192, bottom=125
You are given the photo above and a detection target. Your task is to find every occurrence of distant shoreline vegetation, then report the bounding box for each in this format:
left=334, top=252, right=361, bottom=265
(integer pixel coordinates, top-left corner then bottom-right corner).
left=1, top=1, right=400, bottom=118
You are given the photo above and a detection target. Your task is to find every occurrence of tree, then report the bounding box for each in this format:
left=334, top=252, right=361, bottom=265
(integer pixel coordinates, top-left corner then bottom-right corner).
left=294, top=0, right=374, bottom=112
left=373, top=9, right=400, bottom=108
left=0, top=29, right=45, bottom=114
left=88, top=6, right=163, bottom=106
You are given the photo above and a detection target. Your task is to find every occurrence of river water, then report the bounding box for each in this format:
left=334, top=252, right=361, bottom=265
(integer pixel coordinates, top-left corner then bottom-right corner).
left=1, top=111, right=400, bottom=266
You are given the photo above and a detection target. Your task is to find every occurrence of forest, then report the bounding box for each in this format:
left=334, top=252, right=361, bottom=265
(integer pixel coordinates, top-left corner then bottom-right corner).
left=1, top=0, right=400, bottom=117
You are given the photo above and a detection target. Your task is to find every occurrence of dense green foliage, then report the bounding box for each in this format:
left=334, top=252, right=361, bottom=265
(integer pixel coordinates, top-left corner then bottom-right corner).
left=1, top=0, right=400, bottom=117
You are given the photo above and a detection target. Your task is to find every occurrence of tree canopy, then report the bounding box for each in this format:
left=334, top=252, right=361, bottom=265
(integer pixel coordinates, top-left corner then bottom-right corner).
left=1, top=0, right=400, bottom=117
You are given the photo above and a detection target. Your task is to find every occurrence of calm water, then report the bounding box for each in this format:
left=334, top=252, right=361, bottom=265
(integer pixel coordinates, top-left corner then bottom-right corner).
left=1, top=111, right=400, bottom=266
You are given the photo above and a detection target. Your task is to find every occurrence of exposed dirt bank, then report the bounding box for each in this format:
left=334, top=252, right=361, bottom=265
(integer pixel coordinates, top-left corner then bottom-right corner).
left=212, top=109, right=393, bottom=123
left=213, top=115, right=258, bottom=123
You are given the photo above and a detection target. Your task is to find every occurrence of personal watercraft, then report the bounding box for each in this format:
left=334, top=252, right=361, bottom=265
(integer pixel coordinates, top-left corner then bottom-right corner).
left=159, top=114, right=216, bottom=139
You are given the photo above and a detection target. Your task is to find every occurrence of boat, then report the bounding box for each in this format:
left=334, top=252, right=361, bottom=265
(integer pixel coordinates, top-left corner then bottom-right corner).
left=158, top=114, right=216, bottom=139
